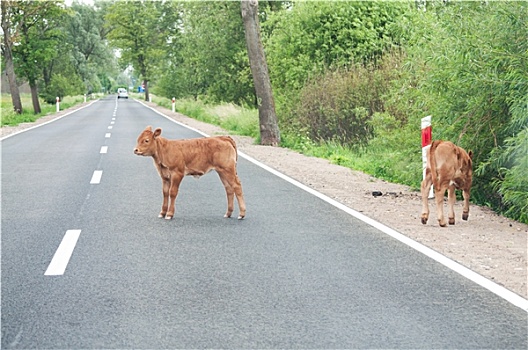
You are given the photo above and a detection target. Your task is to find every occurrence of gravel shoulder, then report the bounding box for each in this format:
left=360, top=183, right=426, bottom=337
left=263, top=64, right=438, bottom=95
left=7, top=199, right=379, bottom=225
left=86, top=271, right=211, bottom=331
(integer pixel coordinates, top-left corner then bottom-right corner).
left=2, top=100, right=526, bottom=300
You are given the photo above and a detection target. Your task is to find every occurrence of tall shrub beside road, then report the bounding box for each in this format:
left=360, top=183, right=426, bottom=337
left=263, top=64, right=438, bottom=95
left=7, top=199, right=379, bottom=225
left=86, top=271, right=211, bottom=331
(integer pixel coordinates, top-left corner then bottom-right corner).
left=389, top=1, right=528, bottom=222
left=262, top=1, right=409, bottom=143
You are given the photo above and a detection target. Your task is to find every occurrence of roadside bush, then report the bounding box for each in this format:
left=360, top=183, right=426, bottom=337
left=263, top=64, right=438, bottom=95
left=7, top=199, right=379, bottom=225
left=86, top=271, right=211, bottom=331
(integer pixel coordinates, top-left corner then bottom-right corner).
left=40, top=73, right=84, bottom=104
left=295, top=69, right=372, bottom=147
left=387, top=0, right=528, bottom=222
left=293, top=51, right=404, bottom=148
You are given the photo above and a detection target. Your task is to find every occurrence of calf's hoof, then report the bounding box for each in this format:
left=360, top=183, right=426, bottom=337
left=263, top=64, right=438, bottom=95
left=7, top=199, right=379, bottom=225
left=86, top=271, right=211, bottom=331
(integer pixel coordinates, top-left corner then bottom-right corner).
left=462, top=212, right=469, bottom=221
left=438, top=219, right=447, bottom=227
left=421, top=215, right=428, bottom=225
left=237, top=215, right=245, bottom=220
left=224, top=213, right=232, bottom=218
left=449, top=217, right=455, bottom=225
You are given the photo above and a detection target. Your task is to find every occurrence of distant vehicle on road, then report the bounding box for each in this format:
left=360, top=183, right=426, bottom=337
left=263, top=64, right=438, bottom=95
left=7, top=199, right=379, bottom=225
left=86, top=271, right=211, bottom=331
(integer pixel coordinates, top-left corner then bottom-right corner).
left=117, top=88, right=128, bottom=99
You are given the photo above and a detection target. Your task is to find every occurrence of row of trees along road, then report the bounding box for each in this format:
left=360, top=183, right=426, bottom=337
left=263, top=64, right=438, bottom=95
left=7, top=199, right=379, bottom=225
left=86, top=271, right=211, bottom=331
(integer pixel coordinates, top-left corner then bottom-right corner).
left=2, top=0, right=280, bottom=145
left=1, top=0, right=117, bottom=114
left=1, top=1, right=526, bottom=223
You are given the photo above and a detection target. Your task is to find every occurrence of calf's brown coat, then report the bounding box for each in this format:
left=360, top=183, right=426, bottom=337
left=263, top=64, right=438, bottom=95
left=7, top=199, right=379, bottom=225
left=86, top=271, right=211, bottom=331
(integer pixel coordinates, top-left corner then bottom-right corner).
left=134, top=126, right=246, bottom=220
left=421, top=140, right=473, bottom=227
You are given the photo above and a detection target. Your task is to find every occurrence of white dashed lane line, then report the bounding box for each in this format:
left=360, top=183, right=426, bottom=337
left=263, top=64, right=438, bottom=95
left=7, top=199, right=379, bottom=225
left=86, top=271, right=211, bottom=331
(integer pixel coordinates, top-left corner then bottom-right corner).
left=90, top=170, right=103, bottom=184
left=46, top=106, right=116, bottom=276
left=44, top=230, right=82, bottom=276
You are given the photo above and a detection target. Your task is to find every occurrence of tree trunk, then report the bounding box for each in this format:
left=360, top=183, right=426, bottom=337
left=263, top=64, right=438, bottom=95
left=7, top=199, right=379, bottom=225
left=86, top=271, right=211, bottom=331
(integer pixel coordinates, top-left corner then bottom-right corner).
left=29, top=80, right=41, bottom=114
left=1, top=1, right=23, bottom=114
left=143, top=79, right=149, bottom=102
left=241, top=0, right=280, bottom=146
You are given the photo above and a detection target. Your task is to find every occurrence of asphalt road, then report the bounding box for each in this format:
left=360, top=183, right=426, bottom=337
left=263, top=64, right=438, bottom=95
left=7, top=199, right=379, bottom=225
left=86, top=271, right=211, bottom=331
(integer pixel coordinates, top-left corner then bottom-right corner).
left=2, top=96, right=527, bottom=349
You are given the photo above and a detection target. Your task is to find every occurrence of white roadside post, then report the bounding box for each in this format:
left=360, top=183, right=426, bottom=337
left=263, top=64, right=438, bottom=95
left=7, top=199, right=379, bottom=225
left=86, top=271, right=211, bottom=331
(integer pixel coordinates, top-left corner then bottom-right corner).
left=84, top=94, right=87, bottom=103
left=172, top=97, right=175, bottom=113
left=56, top=97, right=60, bottom=112
left=421, top=116, right=434, bottom=198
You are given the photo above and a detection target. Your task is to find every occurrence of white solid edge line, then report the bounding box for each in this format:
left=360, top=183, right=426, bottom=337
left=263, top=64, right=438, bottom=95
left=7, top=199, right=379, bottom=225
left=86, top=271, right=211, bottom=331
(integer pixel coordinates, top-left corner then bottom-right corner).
left=0, top=100, right=99, bottom=141
left=239, top=152, right=528, bottom=312
left=90, top=170, right=103, bottom=184
left=44, top=230, right=81, bottom=276
left=138, top=99, right=528, bottom=312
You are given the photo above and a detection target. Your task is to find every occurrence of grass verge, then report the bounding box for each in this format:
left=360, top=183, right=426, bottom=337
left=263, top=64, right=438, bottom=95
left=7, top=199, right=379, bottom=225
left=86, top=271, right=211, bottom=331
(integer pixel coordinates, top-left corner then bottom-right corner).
left=1, top=94, right=99, bottom=127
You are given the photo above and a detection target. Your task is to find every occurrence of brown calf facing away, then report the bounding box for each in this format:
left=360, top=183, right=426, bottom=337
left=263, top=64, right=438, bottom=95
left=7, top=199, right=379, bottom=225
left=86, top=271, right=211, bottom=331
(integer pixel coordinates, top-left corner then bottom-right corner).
left=134, top=126, right=246, bottom=220
left=421, top=140, right=473, bottom=227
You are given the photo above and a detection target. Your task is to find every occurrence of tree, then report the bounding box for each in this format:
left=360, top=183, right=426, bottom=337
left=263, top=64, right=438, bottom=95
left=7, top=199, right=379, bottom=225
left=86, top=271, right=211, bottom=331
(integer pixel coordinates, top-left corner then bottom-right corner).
left=65, top=1, right=116, bottom=94
left=241, top=0, right=280, bottom=146
left=158, top=1, right=254, bottom=105
left=9, top=1, right=66, bottom=114
left=1, top=0, right=23, bottom=114
left=263, top=1, right=408, bottom=96
left=105, top=0, right=178, bottom=101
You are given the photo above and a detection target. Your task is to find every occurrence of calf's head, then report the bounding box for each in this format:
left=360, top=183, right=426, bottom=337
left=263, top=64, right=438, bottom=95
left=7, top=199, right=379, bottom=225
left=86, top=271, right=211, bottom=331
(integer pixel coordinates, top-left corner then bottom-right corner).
left=134, top=126, right=162, bottom=156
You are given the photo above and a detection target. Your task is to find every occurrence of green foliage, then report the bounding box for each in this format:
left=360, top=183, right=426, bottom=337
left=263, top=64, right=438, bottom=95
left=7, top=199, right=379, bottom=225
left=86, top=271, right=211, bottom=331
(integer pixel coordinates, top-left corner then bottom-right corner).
left=105, top=0, right=178, bottom=88
left=10, top=1, right=67, bottom=86
left=65, top=2, right=117, bottom=93
left=40, top=74, right=84, bottom=104
left=293, top=51, right=404, bottom=147
left=479, top=126, right=528, bottom=222
left=263, top=1, right=409, bottom=96
left=149, top=96, right=259, bottom=139
left=386, top=0, right=528, bottom=222
left=295, top=68, right=372, bottom=146
left=1, top=94, right=89, bottom=127
left=155, top=1, right=254, bottom=106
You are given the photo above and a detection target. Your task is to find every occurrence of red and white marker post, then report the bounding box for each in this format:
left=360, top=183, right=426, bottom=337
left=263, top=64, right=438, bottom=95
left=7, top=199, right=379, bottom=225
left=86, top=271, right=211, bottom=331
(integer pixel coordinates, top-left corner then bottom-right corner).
left=421, top=116, right=434, bottom=198
left=56, top=97, right=60, bottom=113
left=172, top=97, right=175, bottom=113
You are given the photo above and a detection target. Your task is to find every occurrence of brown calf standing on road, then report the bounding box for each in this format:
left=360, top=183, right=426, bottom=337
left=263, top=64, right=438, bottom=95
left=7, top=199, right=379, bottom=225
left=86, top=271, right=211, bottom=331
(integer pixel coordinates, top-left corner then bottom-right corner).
left=134, top=126, right=246, bottom=220
left=421, top=140, right=473, bottom=227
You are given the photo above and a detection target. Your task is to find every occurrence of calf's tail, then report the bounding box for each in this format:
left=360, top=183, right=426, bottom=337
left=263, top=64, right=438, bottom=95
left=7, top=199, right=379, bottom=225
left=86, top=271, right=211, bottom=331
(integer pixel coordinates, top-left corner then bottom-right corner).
left=429, top=140, right=441, bottom=189
left=227, top=136, right=238, bottom=162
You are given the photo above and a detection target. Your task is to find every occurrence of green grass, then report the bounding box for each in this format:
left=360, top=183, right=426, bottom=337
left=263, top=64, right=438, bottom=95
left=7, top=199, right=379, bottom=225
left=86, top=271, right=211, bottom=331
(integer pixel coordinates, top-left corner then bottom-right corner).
left=147, top=95, right=260, bottom=139
left=1, top=94, right=97, bottom=127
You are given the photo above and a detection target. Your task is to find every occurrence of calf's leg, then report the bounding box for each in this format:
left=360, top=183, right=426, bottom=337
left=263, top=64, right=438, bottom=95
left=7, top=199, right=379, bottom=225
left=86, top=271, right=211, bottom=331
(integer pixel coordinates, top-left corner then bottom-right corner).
left=165, top=174, right=183, bottom=220
left=233, top=174, right=246, bottom=219
left=462, top=188, right=470, bottom=221
left=447, top=185, right=456, bottom=225
left=159, top=178, right=170, bottom=218
left=435, top=185, right=448, bottom=227
left=218, top=172, right=235, bottom=218
left=420, top=170, right=432, bottom=224
left=218, top=169, right=246, bottom=219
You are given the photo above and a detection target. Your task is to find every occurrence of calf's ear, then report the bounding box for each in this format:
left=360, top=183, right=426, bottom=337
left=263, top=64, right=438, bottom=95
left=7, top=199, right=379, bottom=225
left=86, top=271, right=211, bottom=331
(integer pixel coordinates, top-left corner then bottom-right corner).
left=153, top=128, right=162, bottom=138
left=145, top=125, right=152, bottom=131
left=468, top=150, right=473, bottom=159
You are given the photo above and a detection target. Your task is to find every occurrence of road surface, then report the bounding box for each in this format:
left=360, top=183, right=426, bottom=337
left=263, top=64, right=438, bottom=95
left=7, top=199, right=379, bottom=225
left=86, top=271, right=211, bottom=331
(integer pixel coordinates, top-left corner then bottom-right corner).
left=2, top=96, right=526, bottom=348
